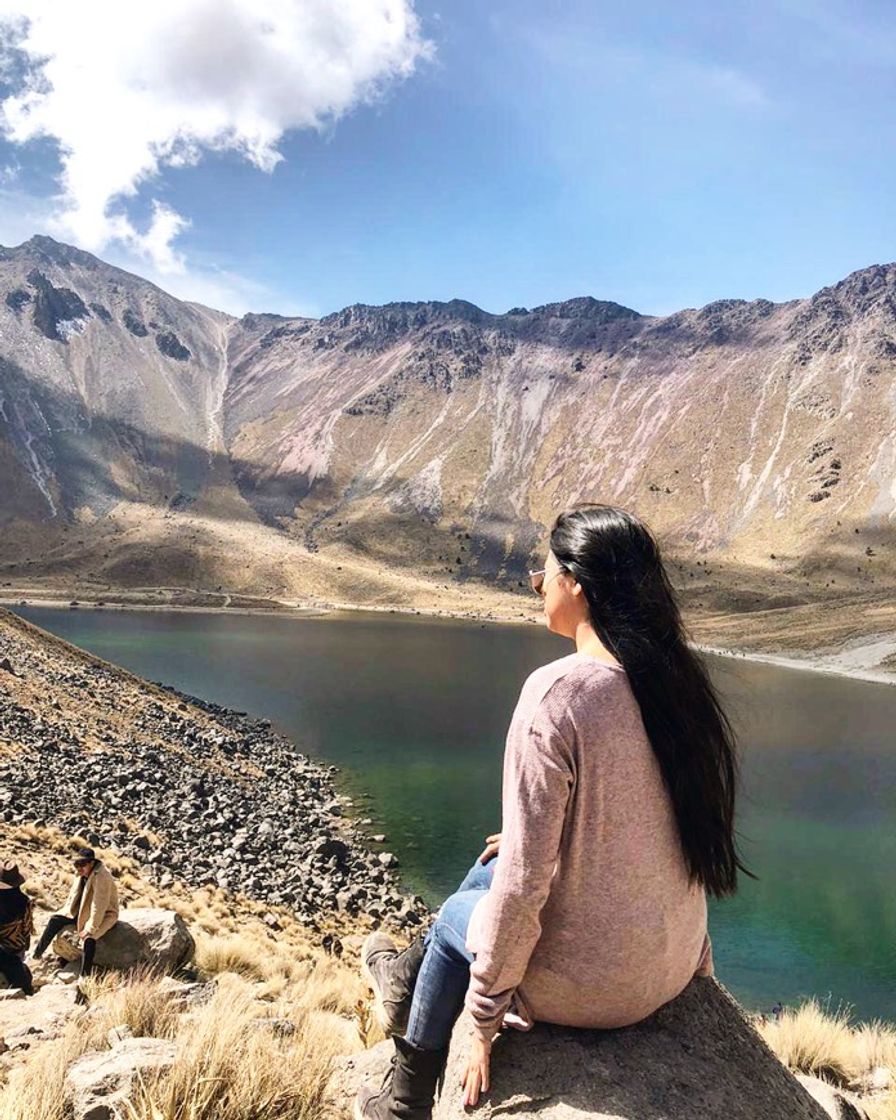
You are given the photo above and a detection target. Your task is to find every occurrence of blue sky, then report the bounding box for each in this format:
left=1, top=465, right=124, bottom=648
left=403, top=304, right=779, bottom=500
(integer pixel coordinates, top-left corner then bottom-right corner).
left=0, top=0, right=894, bottom=317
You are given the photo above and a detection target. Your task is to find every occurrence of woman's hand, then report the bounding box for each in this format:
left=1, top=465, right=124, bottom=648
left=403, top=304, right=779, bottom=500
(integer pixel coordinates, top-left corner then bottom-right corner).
left=461, top=1034, right=492, bottom=1107
left=478, top=832, right=501, bottom=864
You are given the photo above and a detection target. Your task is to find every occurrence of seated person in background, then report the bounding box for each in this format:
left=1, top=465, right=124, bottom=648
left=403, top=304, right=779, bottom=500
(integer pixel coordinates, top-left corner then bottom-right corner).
left=31, top=846, right=119, bottom=991
left=0, top=861, right=35, bottom=995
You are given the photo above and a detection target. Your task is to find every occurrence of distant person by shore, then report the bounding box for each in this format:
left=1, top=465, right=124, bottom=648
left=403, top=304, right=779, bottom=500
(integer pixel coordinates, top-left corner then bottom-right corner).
left=356, top=503, right=754, bottom=1119
left=0, top=860, right=34, bottom=995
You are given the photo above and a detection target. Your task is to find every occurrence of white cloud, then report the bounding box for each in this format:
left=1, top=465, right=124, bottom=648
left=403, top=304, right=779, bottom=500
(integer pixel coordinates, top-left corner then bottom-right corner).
left=0, top=0, right=431, bottom=272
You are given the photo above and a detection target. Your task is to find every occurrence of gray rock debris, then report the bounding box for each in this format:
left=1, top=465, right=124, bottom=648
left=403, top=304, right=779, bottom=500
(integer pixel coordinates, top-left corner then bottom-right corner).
left=0, top=640, right=429, bottom=931
left=66, top=1037, right=176, bottom=1120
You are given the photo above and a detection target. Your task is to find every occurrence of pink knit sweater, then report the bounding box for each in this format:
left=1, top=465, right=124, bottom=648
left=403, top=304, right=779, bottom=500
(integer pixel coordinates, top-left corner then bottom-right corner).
left=464, top=652, right=713, bottom=1044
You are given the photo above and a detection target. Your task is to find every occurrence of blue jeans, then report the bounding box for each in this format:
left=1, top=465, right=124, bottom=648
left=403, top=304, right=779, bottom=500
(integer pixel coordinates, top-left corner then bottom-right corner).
left=404, top=855, right=497, bottom=1051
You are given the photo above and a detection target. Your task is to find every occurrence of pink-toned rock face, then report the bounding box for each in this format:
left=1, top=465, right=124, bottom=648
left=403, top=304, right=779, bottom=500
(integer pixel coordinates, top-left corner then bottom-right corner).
left=1, top=236, right=895, bottom=625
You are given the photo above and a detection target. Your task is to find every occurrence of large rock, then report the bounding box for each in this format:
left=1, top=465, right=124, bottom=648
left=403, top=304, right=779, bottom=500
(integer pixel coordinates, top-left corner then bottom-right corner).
left=434, top=979, right=831, bottom=1120
left=795, top=1075, right=869, bottom=1120
left=328, top=1040, right=395, bottom=1118
left=338, top=978, right=834, bottom=1120
left=65, top=1036, right=176, bottom=1120
left=53, top=908, right=194, bottom=973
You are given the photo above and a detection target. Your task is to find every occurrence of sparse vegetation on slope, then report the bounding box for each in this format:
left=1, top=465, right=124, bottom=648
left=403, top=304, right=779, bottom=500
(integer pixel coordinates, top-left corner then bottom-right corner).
left=754, top=1000, right=896, bottom=1118
left=0, top=823, right=380, bottom=1120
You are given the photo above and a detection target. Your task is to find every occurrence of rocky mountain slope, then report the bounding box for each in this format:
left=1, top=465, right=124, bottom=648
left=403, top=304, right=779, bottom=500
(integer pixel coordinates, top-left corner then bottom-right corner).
left=0, top=606, right=425, bottom=930
left=1, top=236, right=894, bottom=664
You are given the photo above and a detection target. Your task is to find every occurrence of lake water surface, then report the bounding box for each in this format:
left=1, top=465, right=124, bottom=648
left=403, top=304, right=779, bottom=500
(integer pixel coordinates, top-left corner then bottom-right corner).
left=13, top=605, right=896, bottom=1021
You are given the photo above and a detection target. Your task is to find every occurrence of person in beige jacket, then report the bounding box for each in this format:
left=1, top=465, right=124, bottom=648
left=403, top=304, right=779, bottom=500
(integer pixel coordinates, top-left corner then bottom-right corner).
left=31, top=847, right=119, bottom=989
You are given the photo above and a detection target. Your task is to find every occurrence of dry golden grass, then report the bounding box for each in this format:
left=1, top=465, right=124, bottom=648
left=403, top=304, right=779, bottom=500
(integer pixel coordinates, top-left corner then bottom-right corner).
left=82, top=969, right=180, bottom=1042
left=865, top=1098, right=896, bottom=1120
left=194, top=932, right=279, bottom=981
left=123, top=974, right=342, bottom=1120
left=0, top=1018, right=96, bottom=1120
left=756, top=999, right=896, bottom=1118
left=0, top=971, right=359, bottom=1120
left=756, top=998, right=858, bottom=1083
left=0, top=822, right=388, bottom=1120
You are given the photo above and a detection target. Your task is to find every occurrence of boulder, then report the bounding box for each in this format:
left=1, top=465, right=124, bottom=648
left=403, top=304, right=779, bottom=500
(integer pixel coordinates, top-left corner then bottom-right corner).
left=51, top=925, right=83, bottom=962
left=434, top=979, right=830, bottom=1120
left=794, top=1074, right=869, bottom=1120
left=53, top=909, right=194, bottom=973
left=65, top=1036, right=176, bottom=1120
left=340, top=978, right=833, bottom=1120
left=328, top=1040, right=395, bottom=1118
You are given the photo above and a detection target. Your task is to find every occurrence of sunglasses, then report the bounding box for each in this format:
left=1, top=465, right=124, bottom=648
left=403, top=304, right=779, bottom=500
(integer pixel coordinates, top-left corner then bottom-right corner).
left=528, top=568, right=566, bottom=597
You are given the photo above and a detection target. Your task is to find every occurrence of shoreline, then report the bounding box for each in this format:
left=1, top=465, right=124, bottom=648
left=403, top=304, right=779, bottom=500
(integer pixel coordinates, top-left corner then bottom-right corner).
left=693, top=643, right=896, bottom=687
left=2, top=592, right=895, bottom=689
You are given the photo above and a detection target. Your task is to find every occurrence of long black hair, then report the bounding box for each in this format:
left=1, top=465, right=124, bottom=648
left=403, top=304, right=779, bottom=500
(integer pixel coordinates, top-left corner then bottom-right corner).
left=549, top=503, right=755, bottom=899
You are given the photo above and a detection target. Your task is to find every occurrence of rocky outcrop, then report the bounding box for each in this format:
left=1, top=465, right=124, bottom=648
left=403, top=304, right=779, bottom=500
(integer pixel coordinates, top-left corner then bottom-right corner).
left=795, top=1074, right=869, bottom=1120
left=65, top=1036, right=175, bottom=1120
left=95, top=909, right=194, bottom=971
left=336, top=979, right=836, bottom=1120
left=52, top=909, right=194, bottom=973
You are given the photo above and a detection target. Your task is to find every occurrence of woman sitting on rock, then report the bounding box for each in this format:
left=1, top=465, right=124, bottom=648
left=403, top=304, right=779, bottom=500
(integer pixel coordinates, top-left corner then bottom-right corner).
left=356, top=503, right=754, bottom=1120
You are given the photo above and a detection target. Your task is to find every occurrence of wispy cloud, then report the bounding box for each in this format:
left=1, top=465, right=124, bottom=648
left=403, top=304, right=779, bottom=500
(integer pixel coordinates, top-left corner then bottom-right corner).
left=0, top=0, right=432, bottom=277
left=515, top=18, right=769, bottom=112
left=778, top=0, right=896, bottom=66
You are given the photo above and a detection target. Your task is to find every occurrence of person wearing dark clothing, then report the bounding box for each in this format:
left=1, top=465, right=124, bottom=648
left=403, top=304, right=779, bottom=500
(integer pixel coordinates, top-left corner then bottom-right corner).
left=0, top=861, right=35, bottom=995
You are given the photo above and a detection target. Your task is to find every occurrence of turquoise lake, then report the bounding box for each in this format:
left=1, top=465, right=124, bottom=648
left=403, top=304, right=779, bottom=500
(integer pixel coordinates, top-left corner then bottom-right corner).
left=13, top=605, right=896, bottom=1022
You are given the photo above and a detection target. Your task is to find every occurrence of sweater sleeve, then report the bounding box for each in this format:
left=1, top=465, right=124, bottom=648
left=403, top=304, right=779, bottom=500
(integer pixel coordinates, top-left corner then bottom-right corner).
left=464, top=684, right=575, bottom=1042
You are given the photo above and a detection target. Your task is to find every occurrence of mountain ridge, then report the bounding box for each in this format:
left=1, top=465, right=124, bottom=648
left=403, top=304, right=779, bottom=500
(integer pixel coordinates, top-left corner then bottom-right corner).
left=1, top=234, right=895, bottom=672
left=9, top=233, right=895, bottom=324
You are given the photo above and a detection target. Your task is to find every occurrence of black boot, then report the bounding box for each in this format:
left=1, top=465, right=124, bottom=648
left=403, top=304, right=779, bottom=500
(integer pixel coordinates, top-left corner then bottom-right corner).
left=362, top=932, right=426, bottom=1036
left=354, top=1035, right=447, bottom=1120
